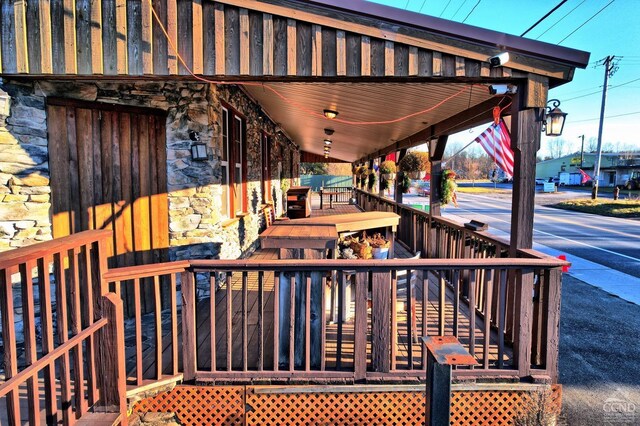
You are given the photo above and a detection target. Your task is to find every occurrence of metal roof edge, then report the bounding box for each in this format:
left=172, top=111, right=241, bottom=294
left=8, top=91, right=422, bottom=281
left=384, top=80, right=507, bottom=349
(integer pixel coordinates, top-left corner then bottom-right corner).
left=304, top=0, right=590, bottom=70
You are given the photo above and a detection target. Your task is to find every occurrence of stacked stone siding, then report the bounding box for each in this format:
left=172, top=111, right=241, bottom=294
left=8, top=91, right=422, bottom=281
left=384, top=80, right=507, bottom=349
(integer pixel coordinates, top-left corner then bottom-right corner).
left=0, top=79, right=299, bottom=261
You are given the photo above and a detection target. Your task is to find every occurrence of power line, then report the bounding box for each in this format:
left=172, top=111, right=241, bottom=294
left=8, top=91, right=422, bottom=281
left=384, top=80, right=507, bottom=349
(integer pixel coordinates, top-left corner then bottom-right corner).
left=520, top=0, right=568, bottom=37
left=439, top=0, right=453, bottom=17
left=571, top=110, right=640, bottom=123
left=418, top=0, right=428, bottom=12
left=535, top=0, right=586, bottom=39
left=451, top=0, right=469, bottom=20
left=404, top=0, right=410, bottom=9
left=563, top=77, right=640, bottom=102
left=558, top=0, right=615, bottom=44
left=462, top=0, right=481, bottom=23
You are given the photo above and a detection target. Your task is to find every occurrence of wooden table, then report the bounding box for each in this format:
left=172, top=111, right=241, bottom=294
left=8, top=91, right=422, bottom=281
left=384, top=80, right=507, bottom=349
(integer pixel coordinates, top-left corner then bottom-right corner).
left=259, top=211, right=400, bottom=369
left=319, top=191, right=339, bottom=209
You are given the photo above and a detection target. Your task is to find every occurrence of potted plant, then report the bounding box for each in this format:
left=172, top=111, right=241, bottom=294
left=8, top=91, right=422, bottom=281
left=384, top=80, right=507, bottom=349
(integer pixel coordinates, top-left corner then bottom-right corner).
left=367, top=233, right=391, bottom=259
left=399, top=151, right=430, bottom=179
left=399, top=173, right=411, bottom=194
left=379, top=160, right=397, bottom=180
left=367, top=170, right=377, bottom=191
left=357, top=166, right=368, bottom=188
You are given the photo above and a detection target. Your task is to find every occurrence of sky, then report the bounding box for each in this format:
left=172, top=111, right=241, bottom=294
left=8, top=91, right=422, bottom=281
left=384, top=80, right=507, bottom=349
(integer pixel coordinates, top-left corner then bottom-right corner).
left=368, top=0, right=640, bottom=158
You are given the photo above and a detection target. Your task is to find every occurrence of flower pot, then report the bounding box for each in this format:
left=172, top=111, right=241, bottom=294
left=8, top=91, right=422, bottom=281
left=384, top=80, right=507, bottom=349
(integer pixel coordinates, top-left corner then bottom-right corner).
left=372, top=247, right=389, bottom=259
left=408, top=171, right=426, bottom=179
left=382, top=173, right=396, bottom=180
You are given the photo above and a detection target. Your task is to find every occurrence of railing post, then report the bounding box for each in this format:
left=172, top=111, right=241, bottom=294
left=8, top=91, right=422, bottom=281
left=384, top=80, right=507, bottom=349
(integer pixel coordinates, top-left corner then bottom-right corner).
left=353, top=271, right=368, bottom=381
left=182, top=270, right=197, bottom=381
left=98, top=293, right=128, bottom=424
left=371, top=271, right=391, bottom=373
left=514, top=270, right=535, bottom=377
left=423, top=336, right=478, bottom=426
left=545, top=268, right=563, bottom=382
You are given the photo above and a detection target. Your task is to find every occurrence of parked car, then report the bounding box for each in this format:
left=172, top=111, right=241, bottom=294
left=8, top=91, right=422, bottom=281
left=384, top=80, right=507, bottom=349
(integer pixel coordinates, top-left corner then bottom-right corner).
left=412, top=180, right=430, bottom=197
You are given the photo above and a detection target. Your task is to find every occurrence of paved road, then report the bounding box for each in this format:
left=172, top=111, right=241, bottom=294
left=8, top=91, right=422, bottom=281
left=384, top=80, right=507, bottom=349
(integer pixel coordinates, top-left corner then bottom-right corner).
left=445, top=192, right=640, bottom=279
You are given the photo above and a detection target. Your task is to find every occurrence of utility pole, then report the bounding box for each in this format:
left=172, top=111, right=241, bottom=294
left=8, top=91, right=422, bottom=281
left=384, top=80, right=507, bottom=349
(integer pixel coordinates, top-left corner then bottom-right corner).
left=592, top=55, right=618, bottom=200
left=578, top=134, right=585, bottom=168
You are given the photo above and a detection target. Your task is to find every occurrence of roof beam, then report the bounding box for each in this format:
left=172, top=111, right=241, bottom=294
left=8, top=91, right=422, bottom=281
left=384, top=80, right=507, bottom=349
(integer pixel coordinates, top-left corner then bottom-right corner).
left=360, top=96, right=507, bottom=162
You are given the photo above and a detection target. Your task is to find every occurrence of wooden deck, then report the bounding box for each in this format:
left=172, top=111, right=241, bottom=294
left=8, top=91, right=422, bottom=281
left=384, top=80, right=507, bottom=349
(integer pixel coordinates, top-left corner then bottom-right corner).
left=133, top=201, right=513, bottom=385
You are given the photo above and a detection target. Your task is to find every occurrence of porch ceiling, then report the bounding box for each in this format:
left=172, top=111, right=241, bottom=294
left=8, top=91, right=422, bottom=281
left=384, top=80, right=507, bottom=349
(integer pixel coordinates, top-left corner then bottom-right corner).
left=245, top=82, right=492, bottom=163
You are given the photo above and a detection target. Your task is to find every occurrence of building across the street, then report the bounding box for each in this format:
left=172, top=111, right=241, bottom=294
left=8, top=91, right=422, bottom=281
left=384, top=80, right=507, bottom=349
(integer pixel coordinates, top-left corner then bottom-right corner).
left=536, top=153, right=640, bottom=186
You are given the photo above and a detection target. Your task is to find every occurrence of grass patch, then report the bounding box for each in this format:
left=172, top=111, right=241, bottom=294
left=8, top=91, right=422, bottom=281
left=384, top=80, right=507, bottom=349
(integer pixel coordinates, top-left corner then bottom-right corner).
left=552, top=198, right=640, bottom=218
left=457, top=186, right=511, bottom=194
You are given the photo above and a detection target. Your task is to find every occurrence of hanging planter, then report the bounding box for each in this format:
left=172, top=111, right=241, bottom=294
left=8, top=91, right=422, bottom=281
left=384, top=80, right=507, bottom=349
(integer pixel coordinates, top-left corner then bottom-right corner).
left=367, top=171, right=377, bottom=191
left=379, top=160, right=397, bottom=181
left=398, top=152, right=430, bottom=180
left=399, top=173, right=411, bottom=194
left=441, top=169, right=459, bottom=207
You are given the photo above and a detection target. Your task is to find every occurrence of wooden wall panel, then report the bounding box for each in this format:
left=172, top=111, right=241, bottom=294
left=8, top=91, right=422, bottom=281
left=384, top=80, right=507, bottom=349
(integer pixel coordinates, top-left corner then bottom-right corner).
left=224, top=5, right=240, bottom=75
left=0, top=0, right=571, bottom=79
left=152, top=0, right=169, bottom=75
left=202, top=0, right=215, bottom=75
left=394, top=43, right=409, bottom=77
left=296, top=21, right=311, bottom=76
left=272, top=16, right=287, bottom=76
left=26, top=0, right=41, bottom=73
left=127, top=0, right=143, bottom=75
left=369, top=38, right=384, bottom=77
left=345, top=32, right=361, bottom=77
left=1, top=0, right=17, bottom=73
left=248, top=10, right=263, bottom=75
left=177, top=0, right=193, bottom=75
left=321, top=27, right=336, bottom=77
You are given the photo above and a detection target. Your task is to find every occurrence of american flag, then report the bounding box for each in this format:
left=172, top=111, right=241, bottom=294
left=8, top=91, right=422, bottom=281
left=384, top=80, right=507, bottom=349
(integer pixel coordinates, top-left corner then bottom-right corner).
left=475, top=119, right=514, bottom=177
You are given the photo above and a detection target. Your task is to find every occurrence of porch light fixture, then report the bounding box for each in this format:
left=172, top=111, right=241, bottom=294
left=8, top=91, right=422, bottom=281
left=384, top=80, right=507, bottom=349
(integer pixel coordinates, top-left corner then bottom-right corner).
left=542, top=99, right=568, bottom=137
left=324, top=139, right=332, bottom=146
left=324, top=146, right=331, bottom=152
left=190, top=142, right=208, bottom=161
left=323, top=109, right=339, bottom=119
left=324, top=128, right=335, bottom=136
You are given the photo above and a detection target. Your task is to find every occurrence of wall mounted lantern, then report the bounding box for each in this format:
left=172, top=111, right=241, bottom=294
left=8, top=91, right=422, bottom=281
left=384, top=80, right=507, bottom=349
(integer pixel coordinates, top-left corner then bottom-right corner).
left=542, top=99, right=567, bottom=137
left=191, top=143, right=208, bottom=161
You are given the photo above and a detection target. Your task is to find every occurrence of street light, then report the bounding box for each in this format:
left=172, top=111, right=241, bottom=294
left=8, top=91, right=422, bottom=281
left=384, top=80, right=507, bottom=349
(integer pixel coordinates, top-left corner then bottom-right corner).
left=542, top=99, right=567, bottom=137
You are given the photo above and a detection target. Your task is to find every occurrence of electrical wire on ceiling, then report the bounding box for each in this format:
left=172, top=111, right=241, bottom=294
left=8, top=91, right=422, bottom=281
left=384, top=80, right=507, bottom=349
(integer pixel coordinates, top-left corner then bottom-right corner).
left=147, top=0, right=490, bottom=127
left=558, top=0, right=615, bottom=44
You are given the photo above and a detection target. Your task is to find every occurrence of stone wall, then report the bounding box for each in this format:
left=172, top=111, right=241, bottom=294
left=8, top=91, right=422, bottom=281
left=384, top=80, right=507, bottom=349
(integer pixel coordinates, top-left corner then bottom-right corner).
left=0, top=79, right=299, bottom=261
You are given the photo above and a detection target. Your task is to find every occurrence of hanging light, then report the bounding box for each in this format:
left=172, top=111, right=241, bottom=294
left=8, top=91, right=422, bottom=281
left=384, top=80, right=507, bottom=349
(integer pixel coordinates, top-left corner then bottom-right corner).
left=324, top=146, right=331, bottom=152
left=323, top=109, right=339, bottom=119
left=324, top=139, right=332, bottom=146
left=542, top=99, right=567, bottom=137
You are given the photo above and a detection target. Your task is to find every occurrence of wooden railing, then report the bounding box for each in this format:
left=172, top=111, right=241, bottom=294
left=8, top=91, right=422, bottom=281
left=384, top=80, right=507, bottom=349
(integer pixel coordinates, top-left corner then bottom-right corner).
left=102, top=256, right=565, bottom=387
left=355, top=188, right=565, bottom=382
left=0, top=230, right=126, bottom=425
left=319, top=186, right=353, bottom=205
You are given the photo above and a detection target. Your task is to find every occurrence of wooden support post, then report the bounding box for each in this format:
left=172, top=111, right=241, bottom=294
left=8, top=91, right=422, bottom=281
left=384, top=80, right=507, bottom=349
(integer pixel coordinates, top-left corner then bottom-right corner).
left=371, top=271, right=391, bottom=372
left=97, top=294, right=127, bottom=424
left=181, top=271, right=197, bottom=381
left=353, top=271, right=368, bottom=381
left=545, top=268, right=563, bottom=383
left=429, top=136, right=447, bottom=258
left=378, top=155, right=385, bottom=198
left=394, top=149, right=407, bottom=205
left=510, top=88, right=542, bottom=253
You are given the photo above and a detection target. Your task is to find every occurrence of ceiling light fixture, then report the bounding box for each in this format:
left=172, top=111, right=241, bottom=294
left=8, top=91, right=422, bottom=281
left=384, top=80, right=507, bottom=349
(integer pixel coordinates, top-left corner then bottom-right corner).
left=324, top=128, right=335, bottom=136
left=323, top=109, right=339, bottom=119
left=324, top=139, right=332, bottom=146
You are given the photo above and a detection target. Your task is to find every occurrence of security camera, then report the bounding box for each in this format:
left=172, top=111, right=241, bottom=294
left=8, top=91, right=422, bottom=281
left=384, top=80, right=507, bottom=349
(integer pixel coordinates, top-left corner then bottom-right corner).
left=489, top=52, right=510, bottom=67
left=488, top=84, right=517, bottom=95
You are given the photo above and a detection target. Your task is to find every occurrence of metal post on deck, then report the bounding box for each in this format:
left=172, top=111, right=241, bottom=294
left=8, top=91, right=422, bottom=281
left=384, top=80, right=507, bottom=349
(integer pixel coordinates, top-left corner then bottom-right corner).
left=423, top=336, right=478, bottom=426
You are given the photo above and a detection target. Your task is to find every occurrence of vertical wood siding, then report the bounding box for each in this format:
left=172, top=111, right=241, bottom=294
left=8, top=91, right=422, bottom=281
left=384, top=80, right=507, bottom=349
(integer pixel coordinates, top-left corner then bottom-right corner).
left=0, top=1, right=520, bottom=79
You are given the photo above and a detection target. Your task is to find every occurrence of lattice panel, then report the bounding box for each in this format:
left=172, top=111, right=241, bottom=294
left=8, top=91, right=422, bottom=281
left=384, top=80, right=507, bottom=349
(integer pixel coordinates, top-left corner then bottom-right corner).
left=131, top=386, right=244, bottom=425
left=245, top=391, right=426, bottom=426
left=450, top=385, right=562, bottom=426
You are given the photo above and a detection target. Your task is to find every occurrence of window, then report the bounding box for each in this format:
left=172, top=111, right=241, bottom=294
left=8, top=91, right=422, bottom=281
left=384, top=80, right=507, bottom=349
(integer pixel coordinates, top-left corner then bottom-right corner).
left=261, top=132, right=271, bottom=202
left=221, top=105, right=247, bottom=217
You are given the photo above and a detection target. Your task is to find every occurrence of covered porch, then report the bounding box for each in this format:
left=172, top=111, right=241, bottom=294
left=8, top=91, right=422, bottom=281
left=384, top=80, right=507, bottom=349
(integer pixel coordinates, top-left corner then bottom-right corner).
left=0, top=0, right=588, bottom=424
